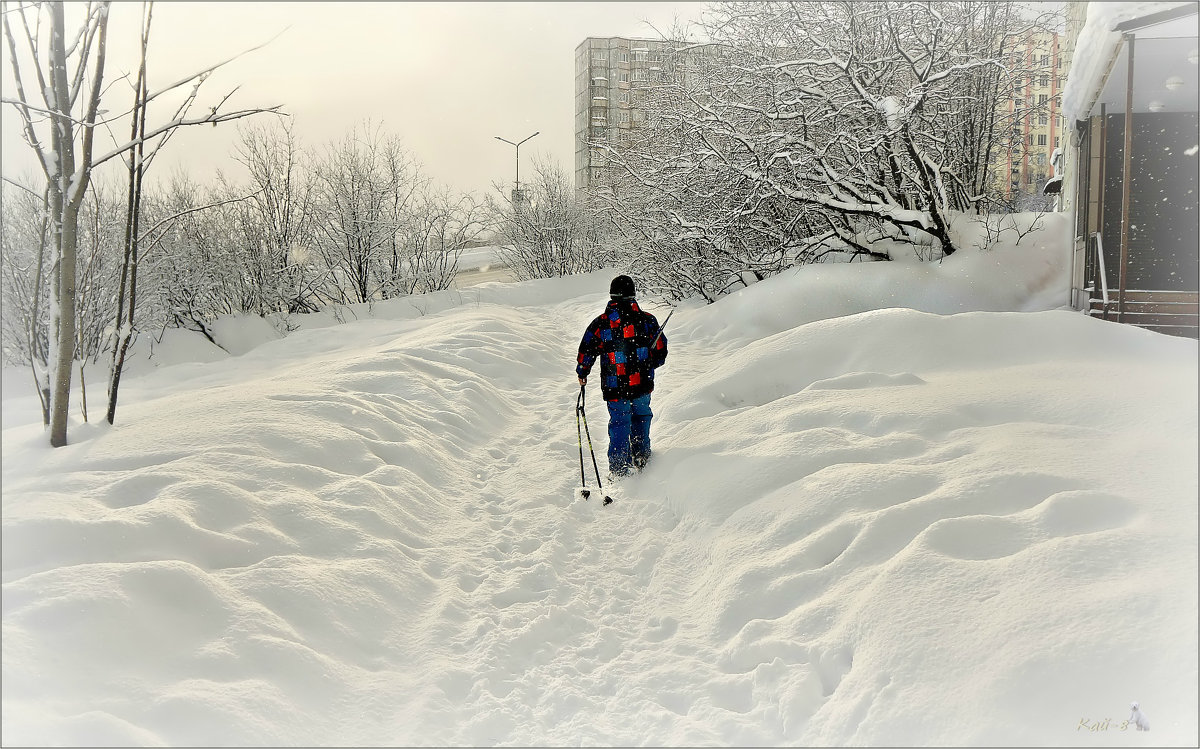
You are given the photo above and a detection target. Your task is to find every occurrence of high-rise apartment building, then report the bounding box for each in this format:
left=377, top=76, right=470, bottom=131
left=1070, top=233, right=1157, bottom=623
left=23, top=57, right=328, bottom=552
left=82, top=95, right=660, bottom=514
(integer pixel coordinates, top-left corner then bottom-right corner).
left=994, top=29, right=1070, bottom=205
left=574, top=36, right=671, bottom=192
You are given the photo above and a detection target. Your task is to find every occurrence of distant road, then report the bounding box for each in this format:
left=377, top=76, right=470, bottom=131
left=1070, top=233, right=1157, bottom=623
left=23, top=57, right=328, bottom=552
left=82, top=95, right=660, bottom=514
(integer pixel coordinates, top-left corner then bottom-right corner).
left=454, top=245, right=516, bottom=288
left=454, top=265, right=516, bottom=288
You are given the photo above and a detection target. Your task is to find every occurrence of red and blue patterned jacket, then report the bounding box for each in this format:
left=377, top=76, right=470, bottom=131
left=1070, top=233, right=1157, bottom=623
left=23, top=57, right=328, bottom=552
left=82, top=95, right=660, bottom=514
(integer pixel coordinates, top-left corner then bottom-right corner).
left=576, top=298, right=668, bottom=401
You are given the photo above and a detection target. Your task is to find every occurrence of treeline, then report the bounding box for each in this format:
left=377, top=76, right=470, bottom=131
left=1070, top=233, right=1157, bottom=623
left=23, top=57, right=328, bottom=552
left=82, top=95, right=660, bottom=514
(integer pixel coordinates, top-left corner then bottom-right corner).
left=3, top=119, right=493, bottom=365
left=0, top=0, right=601, bottom=449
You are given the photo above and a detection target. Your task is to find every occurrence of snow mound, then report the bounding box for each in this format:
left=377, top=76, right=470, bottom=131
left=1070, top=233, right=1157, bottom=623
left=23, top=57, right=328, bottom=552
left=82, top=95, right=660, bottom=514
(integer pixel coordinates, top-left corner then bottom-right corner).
left=2, top=218, right=1196, bottom=746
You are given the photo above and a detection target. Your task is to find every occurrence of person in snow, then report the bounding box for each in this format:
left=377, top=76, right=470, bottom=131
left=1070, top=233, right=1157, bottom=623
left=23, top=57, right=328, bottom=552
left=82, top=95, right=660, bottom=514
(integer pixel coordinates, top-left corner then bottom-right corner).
left=576, top=275, right=668, bottom=478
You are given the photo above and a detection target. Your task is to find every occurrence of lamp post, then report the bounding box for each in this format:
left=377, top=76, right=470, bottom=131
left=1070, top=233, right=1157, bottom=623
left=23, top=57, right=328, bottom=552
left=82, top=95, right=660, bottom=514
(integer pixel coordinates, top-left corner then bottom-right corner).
left=495, top=131, right=539, bottom=201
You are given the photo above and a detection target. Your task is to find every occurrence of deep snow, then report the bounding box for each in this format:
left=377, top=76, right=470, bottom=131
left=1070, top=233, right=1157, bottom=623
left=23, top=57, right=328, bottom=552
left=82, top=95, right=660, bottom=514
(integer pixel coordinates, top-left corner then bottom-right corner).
left=2, top=213, right=1197, bottom=746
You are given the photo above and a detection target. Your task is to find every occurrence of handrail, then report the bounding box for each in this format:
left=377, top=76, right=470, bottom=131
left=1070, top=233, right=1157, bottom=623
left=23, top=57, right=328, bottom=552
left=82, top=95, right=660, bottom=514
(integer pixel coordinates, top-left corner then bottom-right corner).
left=1092, top=232, right=1110, bottom=307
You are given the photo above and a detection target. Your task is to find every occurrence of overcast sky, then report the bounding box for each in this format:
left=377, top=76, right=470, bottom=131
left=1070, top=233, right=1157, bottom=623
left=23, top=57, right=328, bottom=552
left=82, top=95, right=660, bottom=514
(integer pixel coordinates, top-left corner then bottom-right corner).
left=2, top=1, right=708, bottom=198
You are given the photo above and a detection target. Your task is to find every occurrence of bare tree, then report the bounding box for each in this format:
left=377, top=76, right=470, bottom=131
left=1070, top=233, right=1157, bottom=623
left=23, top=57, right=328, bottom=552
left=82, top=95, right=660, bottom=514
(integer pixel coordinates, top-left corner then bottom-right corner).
left=225, top=118, right=321, bottom=314
left=0, top=179, right=52, bottom=423
left=491, top=157, right=607, bottom=281
left=310, top=121, right=425, bottom=304
left=3, top=1, right=110, bottom=445
left=3, top=0, right=280, bottom=444
left=393, top=187, right=489, bottom=295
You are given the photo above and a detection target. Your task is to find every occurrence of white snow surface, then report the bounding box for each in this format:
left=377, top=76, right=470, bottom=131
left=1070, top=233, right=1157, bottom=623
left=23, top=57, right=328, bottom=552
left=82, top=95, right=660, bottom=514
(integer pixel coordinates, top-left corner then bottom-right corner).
left=3, top=213, right=1197, bottom=746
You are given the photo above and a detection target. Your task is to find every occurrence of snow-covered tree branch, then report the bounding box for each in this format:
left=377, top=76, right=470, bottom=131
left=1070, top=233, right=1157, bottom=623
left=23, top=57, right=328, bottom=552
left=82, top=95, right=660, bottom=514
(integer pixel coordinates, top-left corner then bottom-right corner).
left=594, top=0, right=1064, bottom=301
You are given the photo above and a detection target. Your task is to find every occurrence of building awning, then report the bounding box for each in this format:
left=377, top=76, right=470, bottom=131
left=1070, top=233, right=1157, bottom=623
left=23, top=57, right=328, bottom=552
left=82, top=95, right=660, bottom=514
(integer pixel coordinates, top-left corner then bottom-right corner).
left=1062, top=2, right=1198, bottom=121
left=1043, top=175, right=1064, bottom=195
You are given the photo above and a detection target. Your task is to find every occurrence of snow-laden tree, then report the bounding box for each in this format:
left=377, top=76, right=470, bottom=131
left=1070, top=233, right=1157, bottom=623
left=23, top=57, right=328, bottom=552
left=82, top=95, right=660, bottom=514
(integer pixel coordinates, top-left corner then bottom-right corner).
left=224, top=119, right=322, bottom=314
left=392, top=187, right=489, bottom=296
left=491, top=158, right=608, bottom=281
left=309, top=122, right=425, bottom=305
left=1, top=181, right=53, bottom=420
left=595, top=0, right=1062, bottom=301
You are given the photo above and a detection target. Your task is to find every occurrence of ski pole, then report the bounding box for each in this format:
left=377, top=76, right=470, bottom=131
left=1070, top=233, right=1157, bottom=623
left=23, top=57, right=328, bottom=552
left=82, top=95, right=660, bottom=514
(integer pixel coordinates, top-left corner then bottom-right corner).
left=575, top=388, right=587, bottom=490
left=648, top=308, right=673, bottom=351
left=579, top=385, right=604, bottom=491
left=578, top=384, right=611, bottom=504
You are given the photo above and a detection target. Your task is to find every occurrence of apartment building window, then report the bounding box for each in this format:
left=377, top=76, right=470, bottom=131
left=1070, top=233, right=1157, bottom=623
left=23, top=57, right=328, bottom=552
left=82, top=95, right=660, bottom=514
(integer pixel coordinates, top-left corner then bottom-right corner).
left=1038, top=94, right=1048, bottom=105
left=649, top=51, right=662, bottom=63
left=632, top=109, right=644, bottom=122
left=591, top=50, right=606, bottom=61
left=1054, top=136, right=1060, bottom=147
left=619, top=72, right=629, bottom=83
left=591, top=126, right=607, bottom=139
left=1037, top=153, right=1047, bottom=165
left=633, top=90, right=646, bottom=104
left=1027, top=134, right=1033, bottom=145
left=1037, top=134, right=1047, bottom=146
left=620, top=111, right=630, bottom=124
left=620, top=50, right=629, bottom=63
left=1039, top=54, right=1049, bottom=66
left=1039, top=75, right=1049, bottom=87
left=619, top=92, right=629, bottom=105
left=633, top=69, right=647, bottom=81
left=1028, top=173, right=1036, bottom=185
left=1039, top=114, right=1048, bottom=125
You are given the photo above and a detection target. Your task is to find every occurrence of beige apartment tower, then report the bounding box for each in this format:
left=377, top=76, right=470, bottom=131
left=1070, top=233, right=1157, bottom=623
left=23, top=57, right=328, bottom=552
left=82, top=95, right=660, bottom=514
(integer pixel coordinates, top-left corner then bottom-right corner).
left=996, top=29, right=1070, bottom=205
left=574, top=36, right=671, bottom=192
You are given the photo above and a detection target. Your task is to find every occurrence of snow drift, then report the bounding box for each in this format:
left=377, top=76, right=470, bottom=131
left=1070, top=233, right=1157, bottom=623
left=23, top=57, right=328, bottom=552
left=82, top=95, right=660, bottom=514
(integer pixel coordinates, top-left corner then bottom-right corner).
left=2, top=213, right=1197, bottom=746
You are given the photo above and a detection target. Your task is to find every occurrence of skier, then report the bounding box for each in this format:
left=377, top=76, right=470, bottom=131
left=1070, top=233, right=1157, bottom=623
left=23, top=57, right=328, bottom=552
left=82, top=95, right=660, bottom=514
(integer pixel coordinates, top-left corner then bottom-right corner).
left=575, top=275, right=668, bottom=478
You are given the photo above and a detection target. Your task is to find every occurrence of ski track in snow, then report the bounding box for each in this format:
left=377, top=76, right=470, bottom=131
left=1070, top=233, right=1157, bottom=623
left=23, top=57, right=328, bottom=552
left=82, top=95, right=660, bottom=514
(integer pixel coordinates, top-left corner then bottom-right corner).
left=2, top=270, right=1197, bottom=745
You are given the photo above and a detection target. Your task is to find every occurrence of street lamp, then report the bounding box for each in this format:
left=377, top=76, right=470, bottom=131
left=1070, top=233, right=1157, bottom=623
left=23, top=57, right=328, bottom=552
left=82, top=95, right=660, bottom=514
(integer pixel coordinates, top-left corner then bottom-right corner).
left=495, top=131, right=539, bottom=197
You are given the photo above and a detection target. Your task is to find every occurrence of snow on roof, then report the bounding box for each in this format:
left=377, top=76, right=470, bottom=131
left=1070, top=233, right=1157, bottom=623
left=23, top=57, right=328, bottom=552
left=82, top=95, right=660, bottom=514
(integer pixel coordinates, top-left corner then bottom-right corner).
left=1061, top=2, right=1197, bottom=123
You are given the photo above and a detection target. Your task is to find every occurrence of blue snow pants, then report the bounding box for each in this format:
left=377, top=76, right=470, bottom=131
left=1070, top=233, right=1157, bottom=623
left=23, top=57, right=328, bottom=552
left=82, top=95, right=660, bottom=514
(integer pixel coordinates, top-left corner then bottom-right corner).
left=606, top=393, right=653, bottom=476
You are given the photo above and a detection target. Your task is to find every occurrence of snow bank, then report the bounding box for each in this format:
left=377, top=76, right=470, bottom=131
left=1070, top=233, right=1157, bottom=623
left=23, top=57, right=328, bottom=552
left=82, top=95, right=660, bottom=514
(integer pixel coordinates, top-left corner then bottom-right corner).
left=674, top=211, right=1071, bottom=347
left=2, top=211, right=1196, bottom=746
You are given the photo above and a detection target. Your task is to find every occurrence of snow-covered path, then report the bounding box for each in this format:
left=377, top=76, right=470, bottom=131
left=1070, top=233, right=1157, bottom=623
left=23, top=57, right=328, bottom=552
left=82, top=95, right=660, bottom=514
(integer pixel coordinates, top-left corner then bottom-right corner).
left=3, top=244, right=1197, bottom=745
